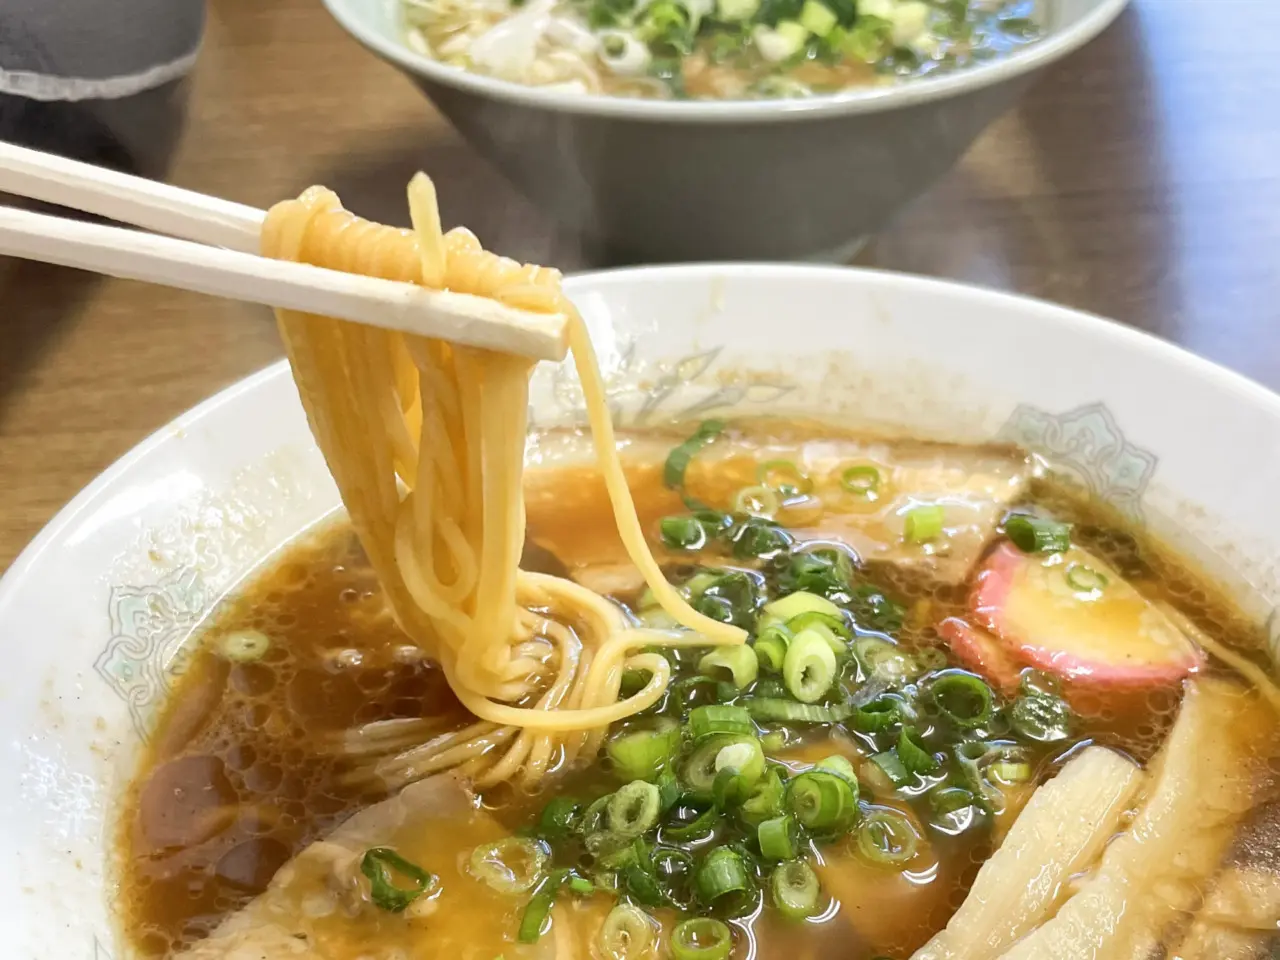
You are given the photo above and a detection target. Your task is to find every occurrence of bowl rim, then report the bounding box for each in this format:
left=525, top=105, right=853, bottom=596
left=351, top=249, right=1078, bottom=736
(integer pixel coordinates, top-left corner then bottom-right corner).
left=322, top=0, right=1130, bottom=124
left=4, top=261, right=1279, bottom=620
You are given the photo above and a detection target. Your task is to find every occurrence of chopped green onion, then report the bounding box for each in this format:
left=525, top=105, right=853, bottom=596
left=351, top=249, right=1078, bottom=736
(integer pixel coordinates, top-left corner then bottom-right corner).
left=607, top=781, right=662, bottom=837
left=760, top=730, right=788, bottom=753
left=930, top=673, right=994, bottom=730
left=731, top=516, right=793, bottom=560
left=816, top=754, right=857, bottom=782
left=786, top=770, right=857, bottom=832
left=535, top=796, right=581, bottom=839
left=1004, top=514, right=1072, bottom=553
left=661, top=515, right=708, bottom=551
left=360, top=847, right=433, bottom=912
left=620, top=667, right=651, bottom=697
left=695, top=847, right=753, bottom=910
left=692, top=570, right=762, bottom=628
left=468, top=837, right=548, bottom=895
left=597, top=903, right=655, bottom=960
left=700, top=644, right=760, bottom=689
left=904, top=504, right=945, bottom=544
left=896, top=728, right=940, bottom=776
left=786, top=611, right=851, bottom=656
left=218, top=629, right=270, bottom=662
left=664, top=420, right=726, bottom=491
left=518, top=869, right=568, bottom=943
left=753, top=624, right=791, bottom=672
left=771, top=860, right=821, bottom=919
left=849, top=582, right=906, bottom=633
left=784, top=629, right=838, bottom=703
left=683, top=734, right=762, bottom=799
left=856, top=808, right=920, bottom=866
left=757, top=814, right=798, bottom=860
left=853, top=637, right=919, bottom=687
left=568, top=875, right=595, bottom=895
left=1011, top=693, right=1073, bottom=742
left=989, top=761, right=1033, bottom=784
left=689, top=705, right=753, bottom=740
left=758, top=459, right=814, bottom=498
left=781, top=549, right=853, bottom=598
left=657, top=769, right=682, bottom=811
left=851, top=696, right=902, bottom=733
left=1065, top=563, right=1109, bottom=593
left=715, top=739, right=766, bottom=792
left=840, top=464, right=881, bottom=497
left=734, top=484, right=781, bottom=518
left=663, top=804, right=719, bottom=842
left=929, top=786, right=981, bottom=833
left=764, top=590, right=842, bottom=623
left=581, top=795, right=611, bottom=833
left=608, top=718, right=681, bottom=782
left=744, top=698, right=853, bottom=723
left=870, top=750, right=911, bottom=788
left=671, top=918, right=733, bottom=960
left=799, top=0, right=837, bottom=36
left=740, top=768, right=786, bottom=826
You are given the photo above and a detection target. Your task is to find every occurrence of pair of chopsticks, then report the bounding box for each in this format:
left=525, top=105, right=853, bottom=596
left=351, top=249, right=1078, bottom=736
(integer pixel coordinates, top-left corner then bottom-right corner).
left=0, top=141, right=569, bottom=362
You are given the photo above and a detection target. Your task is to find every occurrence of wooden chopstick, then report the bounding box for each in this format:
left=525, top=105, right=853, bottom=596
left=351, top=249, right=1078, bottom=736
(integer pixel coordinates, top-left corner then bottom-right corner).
left=0, top=140, right=264, bottom=252
left=0, top=141, right=569, bottom=361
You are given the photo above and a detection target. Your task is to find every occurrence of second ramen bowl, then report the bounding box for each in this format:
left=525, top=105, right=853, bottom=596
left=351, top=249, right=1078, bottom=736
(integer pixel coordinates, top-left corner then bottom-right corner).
left=325, top=0, right=1127, bottom=262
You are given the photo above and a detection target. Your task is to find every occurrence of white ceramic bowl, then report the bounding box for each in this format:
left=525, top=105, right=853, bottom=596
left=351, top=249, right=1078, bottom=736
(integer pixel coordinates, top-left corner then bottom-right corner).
left=323, top=0, right=1130, bottom=262
left=4, top=264, right=1280, bottom=957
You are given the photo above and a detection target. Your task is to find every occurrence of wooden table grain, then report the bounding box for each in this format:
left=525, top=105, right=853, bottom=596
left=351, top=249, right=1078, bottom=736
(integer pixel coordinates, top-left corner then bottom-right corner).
left=1, top=0, right=1277, bottom=571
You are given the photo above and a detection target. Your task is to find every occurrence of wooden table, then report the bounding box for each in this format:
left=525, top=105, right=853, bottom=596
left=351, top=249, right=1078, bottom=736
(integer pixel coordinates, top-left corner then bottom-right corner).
left=1, top=0, right=1277, bottom=571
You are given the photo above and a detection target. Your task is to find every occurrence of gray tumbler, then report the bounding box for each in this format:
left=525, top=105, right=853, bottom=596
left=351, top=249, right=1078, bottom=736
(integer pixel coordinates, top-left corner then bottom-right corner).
left=0, top=0, right=205, bottom=176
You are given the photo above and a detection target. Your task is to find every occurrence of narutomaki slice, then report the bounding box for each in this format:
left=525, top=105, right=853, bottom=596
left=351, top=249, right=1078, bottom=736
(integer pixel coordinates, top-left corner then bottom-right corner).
left=971, top=543, right=1203, bottom=687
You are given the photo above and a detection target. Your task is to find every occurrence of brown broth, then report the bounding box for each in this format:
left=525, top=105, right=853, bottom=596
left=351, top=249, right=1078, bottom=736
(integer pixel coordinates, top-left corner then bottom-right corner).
left=118, top=419, right=1277, bottom=958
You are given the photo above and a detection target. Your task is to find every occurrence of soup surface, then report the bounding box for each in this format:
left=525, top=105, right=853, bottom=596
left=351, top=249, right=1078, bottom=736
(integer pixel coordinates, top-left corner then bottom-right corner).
left=401, top=0, right=1044, bottom=99
left=119, top=418, right=1280, bottom=959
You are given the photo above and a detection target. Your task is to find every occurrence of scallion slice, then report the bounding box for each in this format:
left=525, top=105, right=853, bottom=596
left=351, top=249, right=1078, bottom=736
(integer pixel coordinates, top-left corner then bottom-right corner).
left=783, top=628, right=838, bottom=703
left=360, top=847, right=433, bottom=912
left=700, top=644, right=760, bottom=689
left=771, top=860, right=821, bottom=920
left=929, top=673, right=994, bottom=730
left=840, top=464, right=881, bottom=497
left=904, top=504, right=945, bottom=544
left=1004, top=513, right=1071, bottom=553
left=661, top=515, right=708, bottom=551
left=743, top=698, right=853, bottom=723
left=851, top=695, right=902, bottom=733
left=855, top=809, right=919, bottom=866
left=535, top=796, right=581, bottom=839
left=663, top=804, right=719, bottom=842
left=689, top=705, right=754, bottom=740
left=597, top=903, right=655, bottom=960
left=608, top=718, right=681, bottom=783
left=468, top=837, right=548, bottom=895
left=753, top=624, right=791, bottom=673
left=517, top=869, right=567, bottom=943
left=607, top=781, right=662, bottom=837
left=815, top=754, right=856, bottom=782
left=786, top=769, right=857, bottom=832
left=740, top=768, right=786, bottom=826
left=683, top=734, right=763, bottom=800
left=853, top=636, right=919, bottom=687
left=896, top=727, right=940, bottom=776
left=758, top=459, right=814, bottom=497
left=1011, top=692, right=1073, bottom=742
left=695, top=847, right=752, bottom=910
left=665, top=420, right=726, bottom=491
left=1065, top=563, right=1109, bottom=593
left=734, top=484, right=781, bottom=518
left=757, top=814, right=798, bottom=861
left=988, top=761, right=1033, bottom=783
left=671, top=918, right=733, bottom=960
left=870, top=750, right=911, bottom=789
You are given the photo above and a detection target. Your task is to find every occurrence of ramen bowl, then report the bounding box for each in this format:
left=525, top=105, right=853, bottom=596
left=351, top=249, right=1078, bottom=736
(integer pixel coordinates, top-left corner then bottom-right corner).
left=322, top=0, right=1128, bottom=262
left=3, top=264, right=1280, bottom=957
